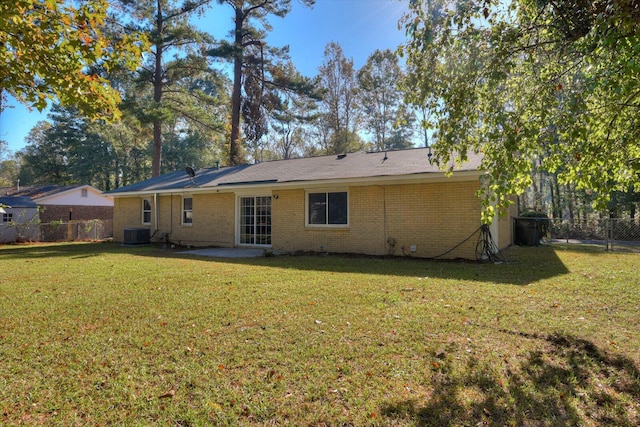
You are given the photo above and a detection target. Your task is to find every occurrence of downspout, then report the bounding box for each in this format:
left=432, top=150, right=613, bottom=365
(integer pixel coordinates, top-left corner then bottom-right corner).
left=490, top=210, right=500, bottom=252
left=154, top=193, right=159, bottom=232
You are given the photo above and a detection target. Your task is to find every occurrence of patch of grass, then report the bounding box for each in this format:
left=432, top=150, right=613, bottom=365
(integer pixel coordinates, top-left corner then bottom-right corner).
left=0, top=242, right=638, bottom=426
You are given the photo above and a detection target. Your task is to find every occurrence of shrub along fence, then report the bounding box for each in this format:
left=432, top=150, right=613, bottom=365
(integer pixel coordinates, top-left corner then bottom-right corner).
left=549, top=218, right=640, bottom=252
left=0, top=220, right=113, bottom=243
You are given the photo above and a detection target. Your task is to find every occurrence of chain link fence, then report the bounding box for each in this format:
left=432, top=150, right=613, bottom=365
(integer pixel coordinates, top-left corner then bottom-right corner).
left=0, top=220, right=113, bottom=243
left=549, top=218, right=640, bottom=252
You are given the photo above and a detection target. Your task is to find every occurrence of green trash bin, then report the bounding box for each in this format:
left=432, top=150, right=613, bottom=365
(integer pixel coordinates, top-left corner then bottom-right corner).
left=514, top=217, right=541, bottom=246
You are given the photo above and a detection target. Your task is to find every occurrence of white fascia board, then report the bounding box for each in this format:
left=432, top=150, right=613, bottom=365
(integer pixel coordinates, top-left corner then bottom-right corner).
left=110, top=170, right=485, bottom=198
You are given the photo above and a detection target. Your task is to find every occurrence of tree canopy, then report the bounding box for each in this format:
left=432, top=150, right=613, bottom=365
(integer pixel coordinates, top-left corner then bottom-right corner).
left=400, top=0, right=640, bottom=222
left=0, top=0, right=147, bottom=119
left=317, top=42, right=364, bottom=155
left=113, top=0, right=219, bottom=176
left=358, top=49, right=413, bottom=151
left=209, top=0, right=314, bottom=165
left=3, top=1, right=440, bottom=190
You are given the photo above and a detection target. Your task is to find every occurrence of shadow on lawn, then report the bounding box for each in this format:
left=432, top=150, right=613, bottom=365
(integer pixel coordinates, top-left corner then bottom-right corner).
left=381, top=333, right=640, bottom=426
left=210, top=244, right=571, bottom=286
left=0, top=241, right=572, bottom=285
left=0, top=242, right=580, bottom=285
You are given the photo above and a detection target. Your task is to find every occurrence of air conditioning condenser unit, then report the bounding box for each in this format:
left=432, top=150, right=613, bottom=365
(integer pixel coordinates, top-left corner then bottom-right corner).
left=123, top=228, right=151, bottom=245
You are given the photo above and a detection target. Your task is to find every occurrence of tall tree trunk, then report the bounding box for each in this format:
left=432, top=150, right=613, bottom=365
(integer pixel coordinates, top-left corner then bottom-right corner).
left=553, top=176, right=562, bottom=218
left=519, top=194, right=527, bottom=213
left=627, top=185, right=637, bottom=219
left=152, top=0, right=164, bottom=176
left=152, top=120, right=162, bottom=175
left=548, top=176, right=556, bottom=217
left=229, top=6, right=244, bottom=165
left=566, top=184, right=574, bottom=219
left=548, top=172, right=562, bottom=218
left=531, top=176, right=539, bottom=211
left=283, top=127, right=291, bottom=159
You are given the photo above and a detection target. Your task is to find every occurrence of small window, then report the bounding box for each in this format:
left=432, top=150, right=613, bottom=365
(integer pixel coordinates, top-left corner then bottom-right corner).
left=2, top=213, right=13, bottom=223
left=81, top=189, right=88, bottom=198
left=142, top=199, right=151, bottom=224
left=182, top=197, right=193, bottom=225
left=307, top=191, right=348, bottom=226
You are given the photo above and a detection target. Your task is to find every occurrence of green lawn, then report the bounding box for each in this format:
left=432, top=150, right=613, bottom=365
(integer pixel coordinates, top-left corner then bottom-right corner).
left=1, top=242, right=638, bottom=426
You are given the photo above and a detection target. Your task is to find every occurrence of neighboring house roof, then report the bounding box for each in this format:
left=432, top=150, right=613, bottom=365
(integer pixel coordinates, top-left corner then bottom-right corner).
left=1, top=185, right=79, bottom=199
left=0, top=196, right=38, bottom=209
left=3, top=184, right=86, bottom=200
left=107, top=147, right=483, bottom=196
left=0, top=184, right=112, bottom=205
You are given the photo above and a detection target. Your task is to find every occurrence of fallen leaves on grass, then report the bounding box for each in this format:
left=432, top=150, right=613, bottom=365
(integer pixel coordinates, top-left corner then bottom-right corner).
left=157, top=389, right=176, bottom=399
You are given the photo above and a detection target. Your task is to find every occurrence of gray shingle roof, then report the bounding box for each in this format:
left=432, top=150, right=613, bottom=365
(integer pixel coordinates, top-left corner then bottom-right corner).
left=107, top=148, right=483, bottom=195
left=0, top=196, right=38, bottom=209
left=1, top=185, right=84, bottom=199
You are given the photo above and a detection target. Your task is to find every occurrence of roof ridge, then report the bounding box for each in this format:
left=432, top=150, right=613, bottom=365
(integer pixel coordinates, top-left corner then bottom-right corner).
left=199, top=146, right=436, bottom=170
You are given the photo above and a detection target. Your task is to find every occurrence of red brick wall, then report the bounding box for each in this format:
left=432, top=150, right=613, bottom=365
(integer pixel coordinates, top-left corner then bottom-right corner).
left=40, top=205, right=114, bottom=223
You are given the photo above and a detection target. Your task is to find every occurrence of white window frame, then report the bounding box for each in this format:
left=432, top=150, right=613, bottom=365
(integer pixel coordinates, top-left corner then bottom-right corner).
left=305, top=189, right=349, bottom=228
left=182, top=196, right=193, bottom=226
left=142, top=199, right=151, bottom=225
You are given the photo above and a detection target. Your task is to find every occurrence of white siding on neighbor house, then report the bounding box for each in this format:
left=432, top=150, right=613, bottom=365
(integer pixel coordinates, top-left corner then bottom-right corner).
left=36, top=187, right=114, bottom=206
left=0, top=207, right=40, bottom=243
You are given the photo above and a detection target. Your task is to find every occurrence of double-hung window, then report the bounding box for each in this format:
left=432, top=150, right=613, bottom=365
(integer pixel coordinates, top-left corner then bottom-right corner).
left=142, top=199, right=151, bottom=225
left=182, top=197, right=193, bottom=225
left=306, top=190, right=348, bottom=227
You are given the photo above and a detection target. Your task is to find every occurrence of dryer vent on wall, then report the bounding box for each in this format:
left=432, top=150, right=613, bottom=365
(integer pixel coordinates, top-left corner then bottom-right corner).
left=123, top=228, right=150, bottom=245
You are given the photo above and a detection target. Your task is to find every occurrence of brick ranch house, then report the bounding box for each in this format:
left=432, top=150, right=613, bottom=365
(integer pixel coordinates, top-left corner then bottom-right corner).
left=0, top=185, right=114, bottom=242
left=107, top=147, right=515, bottom=259
left=1, top=185, right=113, bottom=222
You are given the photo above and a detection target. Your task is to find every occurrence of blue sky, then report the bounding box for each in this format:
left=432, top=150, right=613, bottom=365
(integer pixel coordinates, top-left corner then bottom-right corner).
left=0, top=0, right=409, bottom=153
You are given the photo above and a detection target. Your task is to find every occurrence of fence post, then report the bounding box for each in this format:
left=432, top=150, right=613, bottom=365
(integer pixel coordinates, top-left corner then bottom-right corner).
left=605, top=219, right=610, bottom=252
